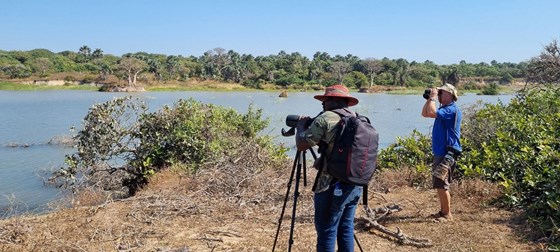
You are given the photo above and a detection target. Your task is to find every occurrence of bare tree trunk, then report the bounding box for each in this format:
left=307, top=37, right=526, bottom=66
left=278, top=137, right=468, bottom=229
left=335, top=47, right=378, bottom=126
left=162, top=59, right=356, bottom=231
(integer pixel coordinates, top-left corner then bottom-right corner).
left=132, top=70, right=142, bottom=86
left=127, top=70, right=133, bottom=86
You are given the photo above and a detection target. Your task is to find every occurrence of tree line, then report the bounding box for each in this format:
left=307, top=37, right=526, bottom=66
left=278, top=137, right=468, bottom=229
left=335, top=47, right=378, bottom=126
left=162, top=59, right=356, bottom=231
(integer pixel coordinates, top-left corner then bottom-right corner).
left=1, top=41, right=558, bottom=89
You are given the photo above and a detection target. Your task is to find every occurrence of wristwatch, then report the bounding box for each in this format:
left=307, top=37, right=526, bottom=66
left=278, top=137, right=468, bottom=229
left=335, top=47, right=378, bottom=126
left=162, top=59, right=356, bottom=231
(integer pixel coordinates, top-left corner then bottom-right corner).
left=430, top=98, right=437, bottom=102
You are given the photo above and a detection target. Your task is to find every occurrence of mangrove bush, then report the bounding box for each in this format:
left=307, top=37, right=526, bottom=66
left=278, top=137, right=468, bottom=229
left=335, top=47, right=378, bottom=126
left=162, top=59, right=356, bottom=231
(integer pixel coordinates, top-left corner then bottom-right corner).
left=51, top=96, right=287, bottom=196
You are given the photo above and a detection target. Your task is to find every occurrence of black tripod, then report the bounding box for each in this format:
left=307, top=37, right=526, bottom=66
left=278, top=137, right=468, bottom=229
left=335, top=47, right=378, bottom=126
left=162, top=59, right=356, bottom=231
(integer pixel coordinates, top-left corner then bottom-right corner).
left=272, top=147, right=364, bottom=252
left=272, top=148, right=315, bottom=252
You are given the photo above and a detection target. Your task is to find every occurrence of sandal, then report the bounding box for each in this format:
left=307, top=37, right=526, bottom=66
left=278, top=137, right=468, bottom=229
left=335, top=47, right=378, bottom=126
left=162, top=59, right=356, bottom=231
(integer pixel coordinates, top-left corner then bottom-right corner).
left=433, top=214, right=453, bottom=223
left=429, top=211, right=445, bottom=218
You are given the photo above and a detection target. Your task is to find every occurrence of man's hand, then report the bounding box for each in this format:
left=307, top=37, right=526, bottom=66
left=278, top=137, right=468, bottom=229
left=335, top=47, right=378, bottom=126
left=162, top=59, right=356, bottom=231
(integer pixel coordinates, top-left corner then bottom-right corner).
left=421, top=89, right=438, bottom=118
left=297, top=115, right=311, bottom=130
left=429, top=88, right=438, bottom=100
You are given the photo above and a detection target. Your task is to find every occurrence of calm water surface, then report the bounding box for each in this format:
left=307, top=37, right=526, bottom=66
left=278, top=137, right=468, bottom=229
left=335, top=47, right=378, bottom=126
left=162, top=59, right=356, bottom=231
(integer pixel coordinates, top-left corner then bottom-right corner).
left=0, top=90, right=513, bottom=216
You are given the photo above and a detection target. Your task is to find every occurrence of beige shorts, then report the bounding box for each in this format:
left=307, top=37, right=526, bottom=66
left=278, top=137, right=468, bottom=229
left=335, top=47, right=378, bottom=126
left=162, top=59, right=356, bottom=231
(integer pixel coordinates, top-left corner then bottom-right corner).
left=432, top=156, right=454, bottom=190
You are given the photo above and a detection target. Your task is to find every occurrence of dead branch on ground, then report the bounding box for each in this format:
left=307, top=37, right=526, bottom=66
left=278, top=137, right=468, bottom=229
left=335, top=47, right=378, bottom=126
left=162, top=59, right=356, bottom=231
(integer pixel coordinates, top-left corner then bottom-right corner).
left=356, top=204, right=433, bottom=248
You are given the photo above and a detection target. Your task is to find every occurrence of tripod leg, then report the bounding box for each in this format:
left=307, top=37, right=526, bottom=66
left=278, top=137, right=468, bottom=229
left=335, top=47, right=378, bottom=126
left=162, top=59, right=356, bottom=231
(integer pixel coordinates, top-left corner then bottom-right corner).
left=288, top=151, right=303, bottom=252
left=354, top=233, right=364, bottom=252
left=302, top=150, right=307, bottom=187
left=272, top=151, right=301, bottom=252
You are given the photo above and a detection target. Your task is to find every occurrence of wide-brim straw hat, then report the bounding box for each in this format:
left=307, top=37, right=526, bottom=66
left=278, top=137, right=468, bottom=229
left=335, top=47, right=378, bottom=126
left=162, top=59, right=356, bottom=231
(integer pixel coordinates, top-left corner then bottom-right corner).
left=314, top=84, right=359, bottom=106
left=438, top=83, right=458, bottom=101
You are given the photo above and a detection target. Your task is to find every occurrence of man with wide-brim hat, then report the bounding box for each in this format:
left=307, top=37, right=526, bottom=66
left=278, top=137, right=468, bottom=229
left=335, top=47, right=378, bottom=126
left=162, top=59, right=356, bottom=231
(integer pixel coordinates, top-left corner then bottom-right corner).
left=295, top=84, right=363, bottom=251
left=421, top=83, right=462, bottom=223
left=313, top=84, right=359, bottom=107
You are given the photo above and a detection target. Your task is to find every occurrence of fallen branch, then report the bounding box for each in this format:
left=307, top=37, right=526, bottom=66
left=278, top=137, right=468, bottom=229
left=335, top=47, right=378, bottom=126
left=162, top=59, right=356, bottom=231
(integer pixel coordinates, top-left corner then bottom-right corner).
left=357, top=204, right=433, bottom=248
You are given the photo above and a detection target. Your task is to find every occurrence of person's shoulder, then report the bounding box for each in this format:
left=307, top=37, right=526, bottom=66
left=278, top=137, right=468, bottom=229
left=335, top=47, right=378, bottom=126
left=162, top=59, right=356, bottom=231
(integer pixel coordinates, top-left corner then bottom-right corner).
left=449, top=102, right=461, bottom=111
left=321, top=110, right=339, bottom=116
left=322, top=110, right=342, bottom=120
left=441, top=102, right=458, bottom=110
left=315, top=111, right=341, bottom=125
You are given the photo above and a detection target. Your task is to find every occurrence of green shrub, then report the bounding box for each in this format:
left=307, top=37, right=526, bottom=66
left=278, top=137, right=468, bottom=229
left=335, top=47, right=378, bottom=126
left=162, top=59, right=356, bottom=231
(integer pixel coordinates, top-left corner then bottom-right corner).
left=499, top=73, right=514, bottom=84
left=134, top=99, right=269, bottom=169
left=481, top=82, right=499, bottom=95
left=378, top=129, right=432, bottom=172
left=51, top=97, right=286, bottom=196
left=377, top=130, right=433, bottom=187
left=343, top=71, right=368, bottom=89
left=460, top=87, right=560, bottom=243
left=1, top=64, right=32, bottom=78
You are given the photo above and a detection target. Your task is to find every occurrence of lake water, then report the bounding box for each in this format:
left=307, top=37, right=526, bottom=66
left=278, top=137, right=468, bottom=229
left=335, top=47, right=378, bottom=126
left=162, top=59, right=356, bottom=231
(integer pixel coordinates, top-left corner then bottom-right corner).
left=0, top=90, right=514, bottom=216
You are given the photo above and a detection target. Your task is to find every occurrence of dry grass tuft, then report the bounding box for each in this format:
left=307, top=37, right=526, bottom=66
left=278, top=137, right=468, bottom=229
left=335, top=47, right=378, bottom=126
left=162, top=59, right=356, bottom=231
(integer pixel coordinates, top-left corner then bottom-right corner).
left=371, top=168, right=433, bottom=193
left=69, top=188, right=111, bottom=207
left=452, top=177, right=503, bottom=204
left=0, top=219, right=30, bottom=244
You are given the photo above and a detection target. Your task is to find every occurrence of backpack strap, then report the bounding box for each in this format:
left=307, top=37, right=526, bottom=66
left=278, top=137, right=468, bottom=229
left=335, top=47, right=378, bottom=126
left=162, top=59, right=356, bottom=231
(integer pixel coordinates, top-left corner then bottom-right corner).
left=332, top=108, right=371, bottom=124
left=453, top=110, right=461, bottom=148
left=444, top=105, right=461, bottom=152
left=329, top=108, right=351, bottom=144
left=331, top=108, right=354, bottom=118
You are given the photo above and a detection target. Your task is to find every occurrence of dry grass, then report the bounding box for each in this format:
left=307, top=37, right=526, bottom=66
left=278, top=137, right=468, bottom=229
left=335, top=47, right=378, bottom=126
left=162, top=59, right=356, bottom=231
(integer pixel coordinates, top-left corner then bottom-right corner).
left=363, top=85, right=410, bottom=93
left=145, top=80, right=248, bottom=91
left=0, top=160, right=547, bottom=251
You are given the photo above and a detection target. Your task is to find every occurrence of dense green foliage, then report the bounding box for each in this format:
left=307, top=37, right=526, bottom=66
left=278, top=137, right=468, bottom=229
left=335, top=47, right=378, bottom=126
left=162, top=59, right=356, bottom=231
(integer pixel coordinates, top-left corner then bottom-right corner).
left=377, top=130, right=433, bottom=187
left=481, top=82, right=500, bottom=95
left=378, top=87, right=560, bottom=245
left=51, top=97, right=287, bottom=196
left=0, top=46, right=530, bottom=89
left=462, top=87, right=559, bottom=245
left=378, top=130, right=432, bottom=173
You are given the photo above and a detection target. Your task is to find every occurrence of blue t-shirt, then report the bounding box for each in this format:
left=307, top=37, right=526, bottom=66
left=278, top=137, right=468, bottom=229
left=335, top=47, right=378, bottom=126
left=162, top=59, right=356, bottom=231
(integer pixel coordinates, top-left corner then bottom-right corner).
left=432, top=102, right=462, bottom=156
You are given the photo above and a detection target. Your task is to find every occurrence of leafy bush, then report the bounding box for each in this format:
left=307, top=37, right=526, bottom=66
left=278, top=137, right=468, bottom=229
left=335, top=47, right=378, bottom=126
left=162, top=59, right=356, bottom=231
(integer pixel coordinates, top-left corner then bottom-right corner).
left=377, top=130, right=432, bottom=186
left=481, top=82, right=499, bottom=95
left=460, top=87, right=560, bottom=243
left=499, top=73, right=514, bottom=84
left=275, top=76, right=305, bottom=86
left=378, top=129, right=432, bottom=171
left=51, top=96, right=286, bottom=196
left=343, top=71, right=368, bottom=88
left=1, top=64, right=32, bottom=78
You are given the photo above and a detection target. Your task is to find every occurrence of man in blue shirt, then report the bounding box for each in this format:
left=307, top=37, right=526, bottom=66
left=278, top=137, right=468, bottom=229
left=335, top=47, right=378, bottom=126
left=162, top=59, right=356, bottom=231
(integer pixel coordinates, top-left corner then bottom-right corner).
left=421, top=83, right=462, bottom=222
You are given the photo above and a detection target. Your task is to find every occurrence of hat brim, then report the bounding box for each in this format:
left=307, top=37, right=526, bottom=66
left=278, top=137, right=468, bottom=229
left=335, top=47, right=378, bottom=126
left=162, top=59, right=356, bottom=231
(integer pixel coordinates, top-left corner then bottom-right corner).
left=314, top=95, right=359, bottom=106
left=437, top=87, right=458, bottom=101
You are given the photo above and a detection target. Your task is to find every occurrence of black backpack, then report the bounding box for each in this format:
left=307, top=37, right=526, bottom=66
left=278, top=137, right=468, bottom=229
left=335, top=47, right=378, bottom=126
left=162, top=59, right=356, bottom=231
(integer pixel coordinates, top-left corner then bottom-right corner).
left=326, top=108, right=379, bottom=186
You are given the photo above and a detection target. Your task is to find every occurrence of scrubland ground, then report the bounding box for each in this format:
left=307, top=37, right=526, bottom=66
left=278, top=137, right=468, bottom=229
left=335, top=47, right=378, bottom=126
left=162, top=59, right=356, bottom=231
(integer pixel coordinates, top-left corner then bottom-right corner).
left=0, top=161, right=545, bottom=252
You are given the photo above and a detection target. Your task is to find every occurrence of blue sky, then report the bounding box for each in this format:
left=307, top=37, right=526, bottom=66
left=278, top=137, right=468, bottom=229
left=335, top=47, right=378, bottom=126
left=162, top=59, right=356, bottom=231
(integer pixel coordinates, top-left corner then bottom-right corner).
left=2, top=0, right=559, bottom=64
